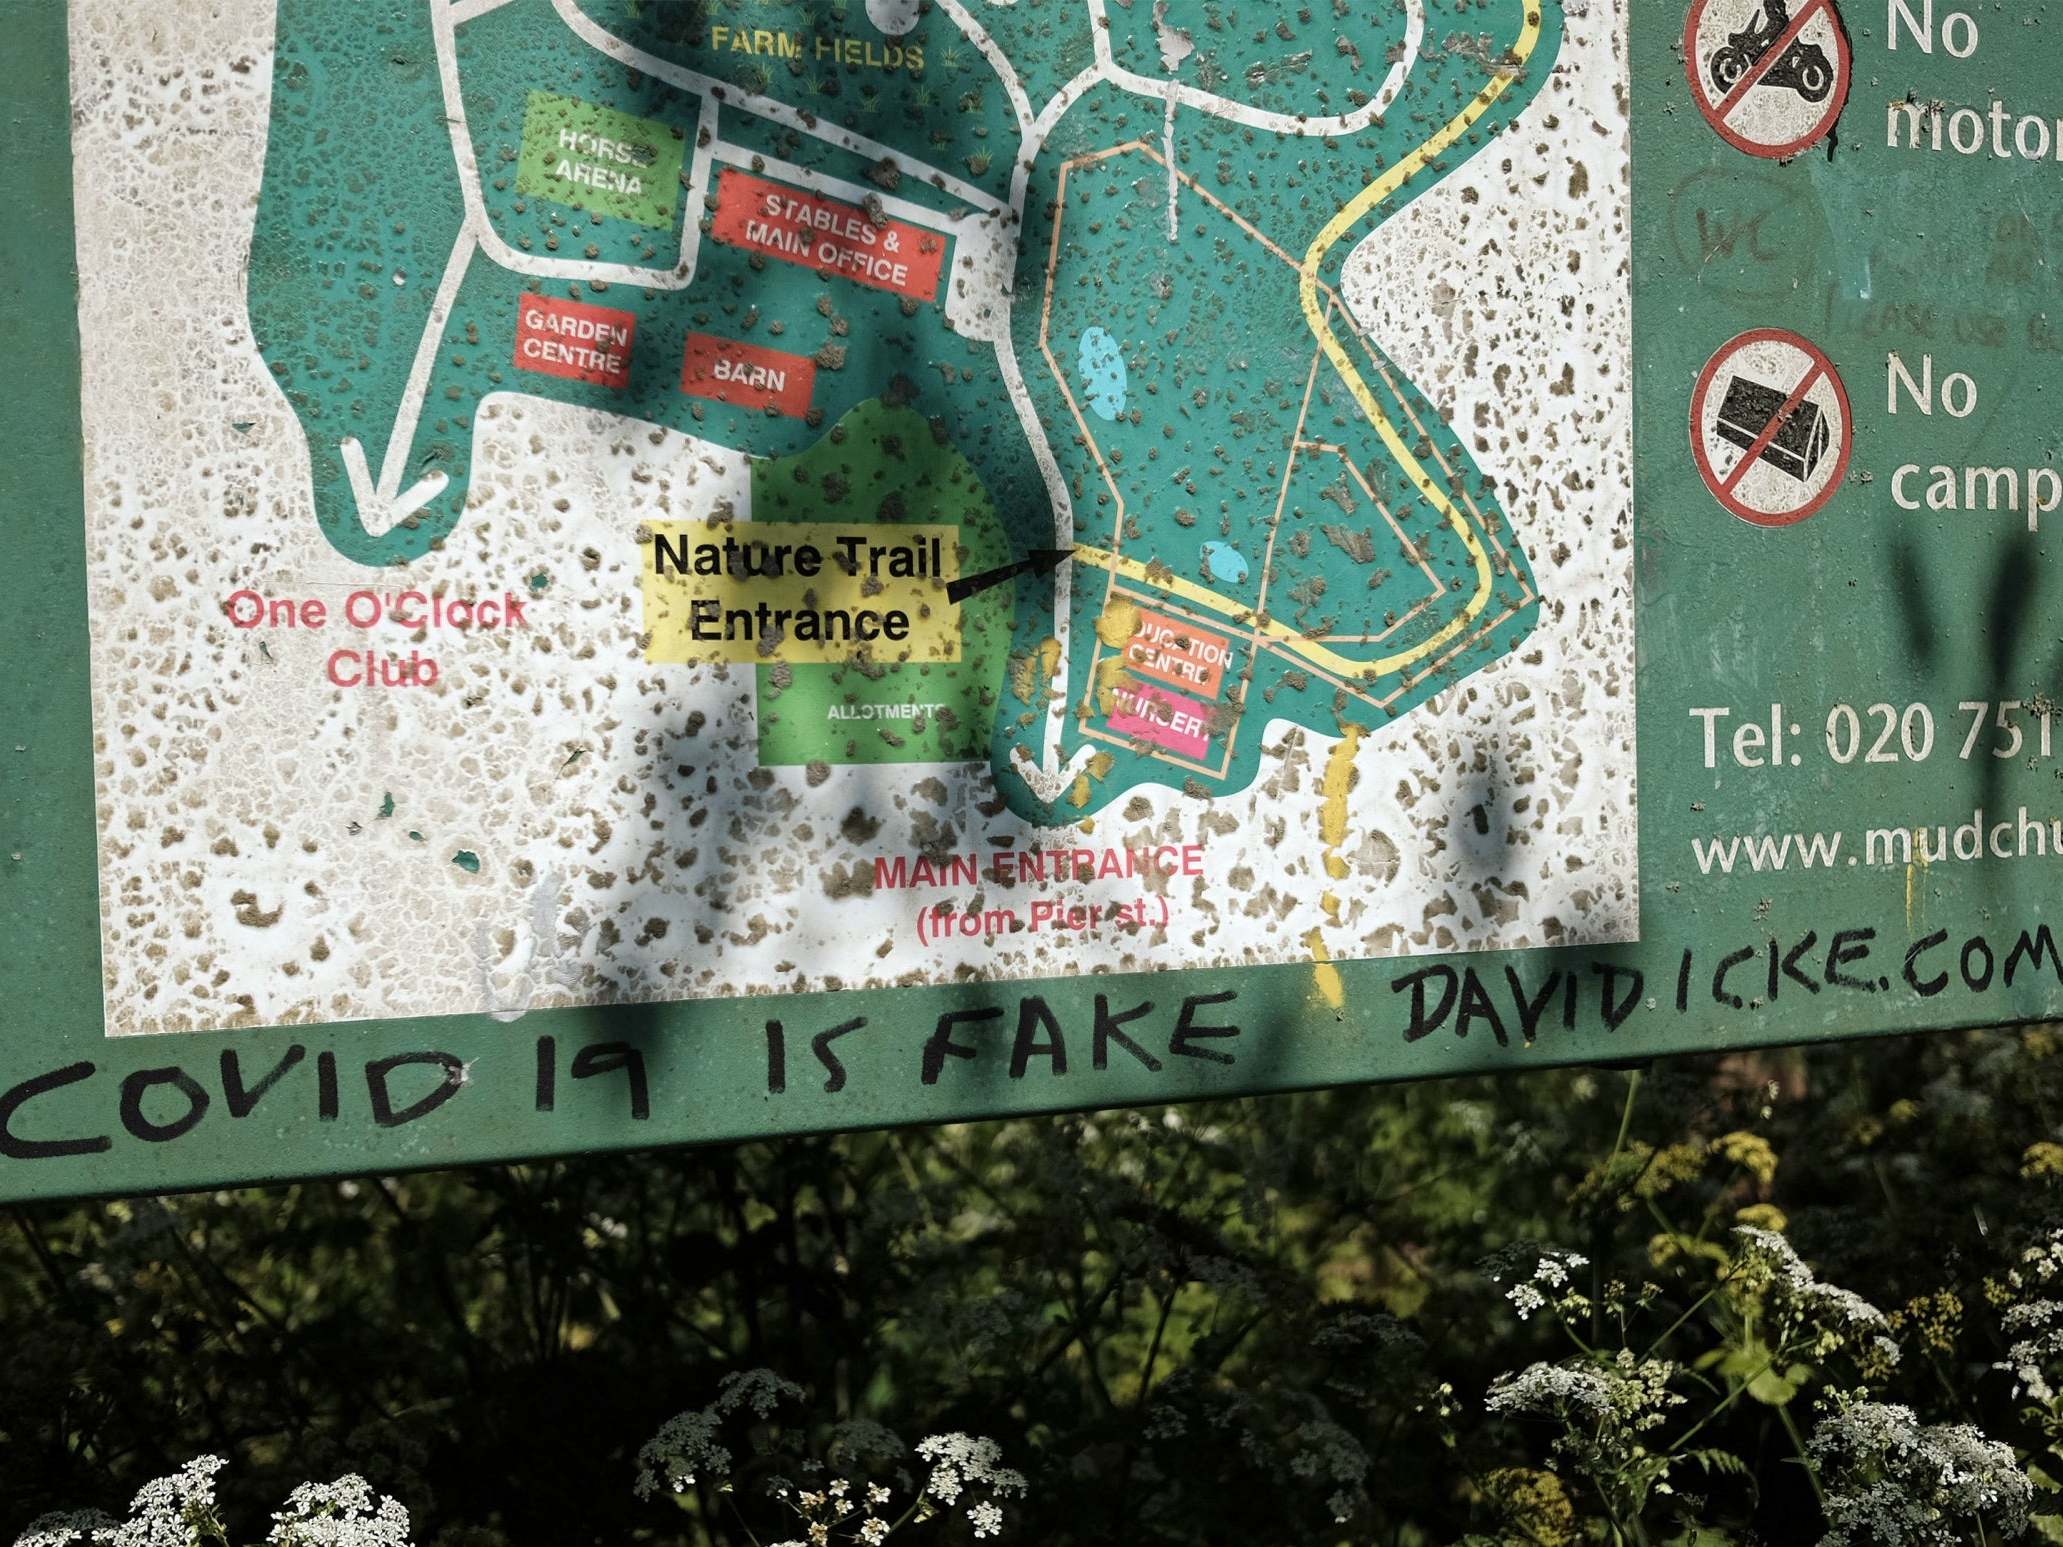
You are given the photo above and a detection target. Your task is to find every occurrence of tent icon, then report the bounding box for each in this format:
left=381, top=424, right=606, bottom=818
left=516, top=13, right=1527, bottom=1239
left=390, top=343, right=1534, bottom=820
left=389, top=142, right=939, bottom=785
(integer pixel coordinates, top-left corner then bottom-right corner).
left=1715, top=375, right=1831, bottom=482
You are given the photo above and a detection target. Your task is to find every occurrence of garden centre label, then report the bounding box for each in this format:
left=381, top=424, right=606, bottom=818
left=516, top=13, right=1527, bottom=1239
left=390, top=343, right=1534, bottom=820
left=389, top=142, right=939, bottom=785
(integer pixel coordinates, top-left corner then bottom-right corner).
left=19, top=0, right=2063, bottom=1192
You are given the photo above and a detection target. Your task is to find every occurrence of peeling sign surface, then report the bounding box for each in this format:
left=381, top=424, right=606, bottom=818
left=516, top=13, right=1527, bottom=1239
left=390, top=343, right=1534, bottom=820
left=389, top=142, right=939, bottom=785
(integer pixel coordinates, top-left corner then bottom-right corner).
left=63, top=0, right=1636, bottom=1035
left=15, top=0, right=2063, bottom=1202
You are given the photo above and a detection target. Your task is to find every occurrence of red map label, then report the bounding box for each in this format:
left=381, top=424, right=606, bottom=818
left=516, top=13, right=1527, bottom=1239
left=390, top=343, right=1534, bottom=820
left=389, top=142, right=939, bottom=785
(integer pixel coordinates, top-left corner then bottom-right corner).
left=710, top=170, right=946, bottom=302
left=1108, top=682, right=1212, bottom=761
left=1125, top=609, right=1232, bottom=699
left=514, top=292, right=636, bottom=389
left=679, top=333, right=816, bottom=418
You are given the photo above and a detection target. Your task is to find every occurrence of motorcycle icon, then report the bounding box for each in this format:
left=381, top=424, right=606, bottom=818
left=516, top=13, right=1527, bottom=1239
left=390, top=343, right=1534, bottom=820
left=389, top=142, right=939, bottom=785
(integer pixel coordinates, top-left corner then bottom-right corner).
left=1707, top=0, right=1834, bottom=103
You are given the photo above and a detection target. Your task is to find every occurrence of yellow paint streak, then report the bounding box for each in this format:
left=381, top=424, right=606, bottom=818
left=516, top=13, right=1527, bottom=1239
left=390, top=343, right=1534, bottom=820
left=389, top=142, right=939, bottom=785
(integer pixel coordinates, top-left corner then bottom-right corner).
left=1094, top=596, right=1142, bottom=650
left=1307, top=725, right=1366, bottom=998
left=1090, top=655, right=1134, bottom=719
left=1319, top=724, right=1364, bottom=853
left=1011, top=636, right=1064, bottom=706
left=1304, top=928, right=1345, bottom=1010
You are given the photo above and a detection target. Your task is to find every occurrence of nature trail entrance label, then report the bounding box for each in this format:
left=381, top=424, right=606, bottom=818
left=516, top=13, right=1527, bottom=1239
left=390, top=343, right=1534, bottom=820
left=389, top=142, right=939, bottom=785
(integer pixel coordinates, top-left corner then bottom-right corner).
left=5, top=0, right=2063, bottom=1197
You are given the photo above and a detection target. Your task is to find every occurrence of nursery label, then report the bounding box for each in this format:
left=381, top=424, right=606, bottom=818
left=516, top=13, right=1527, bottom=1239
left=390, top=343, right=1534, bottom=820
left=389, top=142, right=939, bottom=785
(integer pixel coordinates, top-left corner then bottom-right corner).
left=6, top=0, right=2063, bottom=1199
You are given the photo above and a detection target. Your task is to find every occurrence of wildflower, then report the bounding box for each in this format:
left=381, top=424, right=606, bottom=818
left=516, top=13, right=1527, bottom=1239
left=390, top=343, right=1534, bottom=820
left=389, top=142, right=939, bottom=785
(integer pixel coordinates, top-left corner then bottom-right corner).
left=2023, top=1141, right=2063, bottom=1178
left=1891, top=1290, right=1962, bottom=1355
left=1486, top=1361, right=1617, bottom=1421
left=914, top=1433, right=1025, bottom=1496
left=634, top=1369, right=804, bottom=1500
left=1735, top=1202, right=1788, bottom=1232
left=98, top=1456, right=230, bottom=1547
left=1996, top=1297, right=2063, bottom=1403
left=1729, top=1226, right=1895, bottom=1360
left=268, top=1475, right=414, bottom=1547
left=967, top=1502, right=1003, bottom=1539
left=1507, top=1282, right=1547, bottom=1320
left=1810, top=1400, right=2031, bottom=1546
left=1712, top=1130, right=1778, bottom=1185
left=633, top=1409, right=730, bottom=1499
left=859, top=1520, right=889, bottom=1546
left=1486, top=1356, right=1686, bottom=1526
left=1481, top=1469, right=1576, bottom=1547
left=867, top=1485, right=891, bottom=1507
left=13, top=1512, right=112, bottom=1547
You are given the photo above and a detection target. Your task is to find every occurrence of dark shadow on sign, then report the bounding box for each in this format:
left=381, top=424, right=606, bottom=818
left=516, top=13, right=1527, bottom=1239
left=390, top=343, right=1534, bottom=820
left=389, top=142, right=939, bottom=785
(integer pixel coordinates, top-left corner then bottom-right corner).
left=1977, top=532, right=2037, bottom=821
left=1886, top=536, right=1937, bottom=674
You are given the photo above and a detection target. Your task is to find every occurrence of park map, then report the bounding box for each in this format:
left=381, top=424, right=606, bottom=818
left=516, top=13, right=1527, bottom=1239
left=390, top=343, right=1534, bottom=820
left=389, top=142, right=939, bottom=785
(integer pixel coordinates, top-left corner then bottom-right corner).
left=251, top=0, right=1553, bottom=820
left=66, top=0, right=1634, bottom=1033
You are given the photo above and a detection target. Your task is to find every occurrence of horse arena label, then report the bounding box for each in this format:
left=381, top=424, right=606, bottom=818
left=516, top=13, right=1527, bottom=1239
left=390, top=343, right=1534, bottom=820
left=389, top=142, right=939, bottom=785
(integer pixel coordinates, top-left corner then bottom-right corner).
left=4, top=0, right=2063, bottom=1198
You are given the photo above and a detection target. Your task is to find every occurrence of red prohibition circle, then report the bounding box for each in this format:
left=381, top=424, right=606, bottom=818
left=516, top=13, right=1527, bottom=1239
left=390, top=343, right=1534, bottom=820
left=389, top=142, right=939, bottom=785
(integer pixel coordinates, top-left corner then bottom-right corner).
left=1688, top=327, right=1853, bottom=528
left=1682, top=0, right=1851, bottom=160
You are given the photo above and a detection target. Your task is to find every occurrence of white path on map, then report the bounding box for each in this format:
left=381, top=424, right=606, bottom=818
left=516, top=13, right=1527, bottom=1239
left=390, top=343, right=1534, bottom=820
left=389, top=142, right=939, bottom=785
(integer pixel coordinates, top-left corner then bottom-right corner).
left=339, top=225, right=474, bottom=535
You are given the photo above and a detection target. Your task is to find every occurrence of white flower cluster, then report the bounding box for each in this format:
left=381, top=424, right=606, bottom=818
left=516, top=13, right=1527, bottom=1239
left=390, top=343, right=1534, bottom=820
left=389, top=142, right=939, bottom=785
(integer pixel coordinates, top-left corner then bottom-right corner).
left=632, top=1408, right=730, bottom=1500
left=633, top=1367, right=806, bottom=1500
left=1485, top=1349, right=1683, bottom=1434
left=1486, top=1361, right=1615, bottom=1419
left=93, top=1456, right=228, bottom=1547
left=13, top=1512, right=113, bottom=1547
left=1993, top=1228, right=2063, bottom=1405
left=12, top=1461, right=415, bottom=1547
left=1999, top=1298, right=2063, bottom=1404
left=268, top=1476, right=414, bottom=1547
left=1730, top=1226, right=1896, bottom=1358
left=1497, top=1250, right=1590, bottom=1321
left=1485, top=1352, right=1688, bottom=1519
left=915, top=1433, right=1027, bottom=1539
left=1810, top=1400, right=2031, bottom=1546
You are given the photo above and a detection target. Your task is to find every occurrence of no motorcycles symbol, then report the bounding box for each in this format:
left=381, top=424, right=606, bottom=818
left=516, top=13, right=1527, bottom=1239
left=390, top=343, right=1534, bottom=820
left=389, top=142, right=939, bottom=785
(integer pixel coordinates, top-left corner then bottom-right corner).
left=1690, top=329, right=1854, bottom=528
left=1683, top=0, right=1851, bottom=159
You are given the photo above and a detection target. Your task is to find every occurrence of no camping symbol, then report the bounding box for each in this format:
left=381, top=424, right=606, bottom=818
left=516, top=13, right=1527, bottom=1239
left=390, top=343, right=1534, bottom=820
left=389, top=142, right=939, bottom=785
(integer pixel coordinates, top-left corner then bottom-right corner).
left=1683, top=0, right=1851, bottom=159
left=1690, top=329, right=1853, bottom=527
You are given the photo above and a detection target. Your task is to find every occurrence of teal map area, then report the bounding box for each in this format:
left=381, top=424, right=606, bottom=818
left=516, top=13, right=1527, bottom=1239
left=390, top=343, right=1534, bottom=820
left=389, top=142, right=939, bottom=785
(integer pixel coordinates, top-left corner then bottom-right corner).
left=248, top=0, right=1560, bottom=824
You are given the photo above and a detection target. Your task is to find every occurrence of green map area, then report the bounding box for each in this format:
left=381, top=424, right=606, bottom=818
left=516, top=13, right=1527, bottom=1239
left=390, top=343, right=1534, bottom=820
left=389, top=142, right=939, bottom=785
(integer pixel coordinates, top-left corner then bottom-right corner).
left=248, top=0, right=1560, bottom=825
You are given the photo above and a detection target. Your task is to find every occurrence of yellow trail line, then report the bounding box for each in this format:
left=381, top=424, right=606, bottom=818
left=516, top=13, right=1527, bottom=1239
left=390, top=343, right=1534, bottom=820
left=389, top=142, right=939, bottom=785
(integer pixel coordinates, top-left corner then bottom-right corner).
left=1076, top=6, right=1544, bottom=682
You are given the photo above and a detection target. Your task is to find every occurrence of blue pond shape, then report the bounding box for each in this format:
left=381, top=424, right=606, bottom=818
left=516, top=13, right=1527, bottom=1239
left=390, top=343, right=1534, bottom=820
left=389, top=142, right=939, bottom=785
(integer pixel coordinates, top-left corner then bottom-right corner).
left=1201, top=541, right=1249, bottom=585
left=1076, top=326, right=1127, bottom=422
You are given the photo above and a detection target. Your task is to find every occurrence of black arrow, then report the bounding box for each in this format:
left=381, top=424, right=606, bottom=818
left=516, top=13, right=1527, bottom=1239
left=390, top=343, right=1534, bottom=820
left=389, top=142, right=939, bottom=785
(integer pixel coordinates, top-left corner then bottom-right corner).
left=945, top=547, right=1075, bottom=606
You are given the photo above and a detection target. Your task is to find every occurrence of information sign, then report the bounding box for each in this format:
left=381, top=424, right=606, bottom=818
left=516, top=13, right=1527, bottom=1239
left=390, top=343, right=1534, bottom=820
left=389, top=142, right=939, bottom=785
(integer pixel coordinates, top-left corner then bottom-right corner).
left=5, top=0, right=2062, bottom=1200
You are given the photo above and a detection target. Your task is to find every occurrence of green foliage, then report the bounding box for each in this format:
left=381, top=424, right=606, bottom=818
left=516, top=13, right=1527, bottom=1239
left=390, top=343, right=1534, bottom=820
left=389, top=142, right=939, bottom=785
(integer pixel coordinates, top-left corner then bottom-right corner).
left=12, top=1026, right=2063, bottom=1543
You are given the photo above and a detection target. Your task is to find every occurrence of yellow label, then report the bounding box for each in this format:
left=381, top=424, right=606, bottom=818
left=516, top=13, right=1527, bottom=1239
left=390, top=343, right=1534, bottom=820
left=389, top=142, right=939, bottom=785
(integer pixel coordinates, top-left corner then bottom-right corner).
left=642, top=520, right=960, bottom=666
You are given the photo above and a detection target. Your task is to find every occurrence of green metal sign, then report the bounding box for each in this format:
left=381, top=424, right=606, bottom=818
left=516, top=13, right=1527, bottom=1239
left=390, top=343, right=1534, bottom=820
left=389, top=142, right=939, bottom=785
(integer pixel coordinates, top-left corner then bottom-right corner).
left=6, top=0, right=2063, bottom=1202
